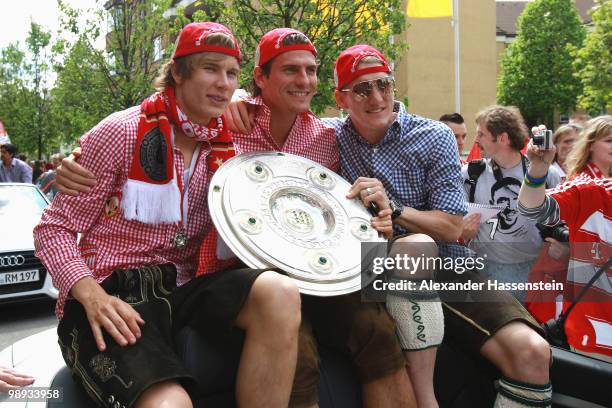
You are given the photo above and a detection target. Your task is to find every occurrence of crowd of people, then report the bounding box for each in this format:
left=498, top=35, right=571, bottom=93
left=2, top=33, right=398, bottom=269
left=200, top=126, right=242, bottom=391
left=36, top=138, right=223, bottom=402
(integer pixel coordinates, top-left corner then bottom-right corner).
left=0, top=19, right=609, bottom=408
left=0, top=125, right=64, bottom=201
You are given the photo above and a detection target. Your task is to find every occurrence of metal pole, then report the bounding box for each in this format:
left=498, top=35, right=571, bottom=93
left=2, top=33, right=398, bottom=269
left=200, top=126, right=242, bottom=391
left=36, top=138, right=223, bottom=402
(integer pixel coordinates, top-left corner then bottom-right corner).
left=452, top=0, right=460, bottom=113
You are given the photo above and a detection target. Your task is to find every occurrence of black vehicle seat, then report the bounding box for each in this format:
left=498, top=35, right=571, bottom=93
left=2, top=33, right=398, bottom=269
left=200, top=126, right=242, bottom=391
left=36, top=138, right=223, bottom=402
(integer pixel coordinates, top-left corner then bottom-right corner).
left=49, top=326, right=362, bottom=407
left=49, top=325, right=501, bottom=408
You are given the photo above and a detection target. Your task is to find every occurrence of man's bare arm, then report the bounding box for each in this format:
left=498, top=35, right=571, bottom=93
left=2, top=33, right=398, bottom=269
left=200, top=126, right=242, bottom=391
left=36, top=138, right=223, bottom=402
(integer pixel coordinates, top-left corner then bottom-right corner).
left=394, top=209, right=463, bottom=242
left=518, top=132, right=556, bottom=209
left=347, top=176, right=462, bottom=241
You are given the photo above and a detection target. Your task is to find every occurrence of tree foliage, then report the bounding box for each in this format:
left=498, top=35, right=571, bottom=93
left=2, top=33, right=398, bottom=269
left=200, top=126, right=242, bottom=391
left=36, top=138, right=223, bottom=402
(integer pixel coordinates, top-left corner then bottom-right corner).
left=497, top=0, right=585, bottom=127
left=52, top=0, right=173, bottom=134
left=573, top=0, right=611, bottom=113
left=0, top=23, right=58, bottom=159
left=51, top=37, right=119, bottom=144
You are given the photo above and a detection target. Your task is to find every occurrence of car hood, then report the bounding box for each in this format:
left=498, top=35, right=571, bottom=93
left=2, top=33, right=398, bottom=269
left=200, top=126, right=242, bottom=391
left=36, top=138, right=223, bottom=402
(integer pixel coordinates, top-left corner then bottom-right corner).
left=0, top=328, right=63, bottom=397
left=0, top=216, right=39, bottom=253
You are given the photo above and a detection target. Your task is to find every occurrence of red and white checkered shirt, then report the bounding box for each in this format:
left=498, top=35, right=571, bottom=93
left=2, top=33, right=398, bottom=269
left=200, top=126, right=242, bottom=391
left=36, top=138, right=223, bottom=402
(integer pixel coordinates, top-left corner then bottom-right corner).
left=232, top=96, right=340, bottom=170
left=195, top=96, right=340, bottom=275
left=34, top=106, right=214, bottom=319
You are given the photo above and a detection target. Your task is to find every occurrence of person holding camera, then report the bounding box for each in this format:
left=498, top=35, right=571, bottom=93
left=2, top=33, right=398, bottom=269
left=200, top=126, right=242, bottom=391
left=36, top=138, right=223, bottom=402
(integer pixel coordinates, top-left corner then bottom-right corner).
left=518, top=115, right=612, bottom=362
left=460, top=106, right=562, bottom=303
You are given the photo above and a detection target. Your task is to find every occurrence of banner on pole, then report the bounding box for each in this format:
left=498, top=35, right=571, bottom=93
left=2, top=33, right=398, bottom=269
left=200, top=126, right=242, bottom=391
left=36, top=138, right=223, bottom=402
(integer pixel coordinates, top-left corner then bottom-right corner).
left=407, top=0, right=452, bottom=18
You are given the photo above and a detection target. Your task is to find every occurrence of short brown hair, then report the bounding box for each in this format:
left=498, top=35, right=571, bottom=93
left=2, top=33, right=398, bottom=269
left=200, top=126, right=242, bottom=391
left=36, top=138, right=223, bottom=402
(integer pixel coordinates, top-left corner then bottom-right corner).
left=475, top=105, right=528, bottom=151
left=153, top=32, right=238, bottom=90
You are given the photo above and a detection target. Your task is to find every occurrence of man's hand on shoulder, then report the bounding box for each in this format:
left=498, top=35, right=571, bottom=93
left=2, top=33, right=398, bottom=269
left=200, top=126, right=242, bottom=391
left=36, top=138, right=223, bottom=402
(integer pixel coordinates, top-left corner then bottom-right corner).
left=224, top=99, right=255, bottom=134
left=55, top=147, right=97, bottom=196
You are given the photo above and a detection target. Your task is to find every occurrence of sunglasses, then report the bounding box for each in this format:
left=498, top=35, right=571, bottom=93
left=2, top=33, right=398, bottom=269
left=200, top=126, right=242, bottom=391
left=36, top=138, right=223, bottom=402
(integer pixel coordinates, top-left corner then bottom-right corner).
left=340, top=76, right=395, bottom=100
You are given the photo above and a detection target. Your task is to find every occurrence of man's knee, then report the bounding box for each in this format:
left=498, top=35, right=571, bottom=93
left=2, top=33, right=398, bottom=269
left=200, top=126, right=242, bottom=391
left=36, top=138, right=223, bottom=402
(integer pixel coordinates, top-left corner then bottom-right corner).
left=514, top=331, right=551, bottom=372
left=390, top=234, right=438, bottom=279
left=393, top=234, right=438, bottom=257
left=240, top=271, right=301, bottom=331
left=482, top=321, right=551, bottom=380
left=135, top=381, right=192, bottom=408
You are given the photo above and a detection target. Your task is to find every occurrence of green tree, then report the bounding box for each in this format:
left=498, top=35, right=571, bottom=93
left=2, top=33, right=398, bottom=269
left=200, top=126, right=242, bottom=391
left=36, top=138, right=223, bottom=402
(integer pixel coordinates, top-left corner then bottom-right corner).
left=52, top=0, right=173, bottom=144
left=497, top=0, right=585, bottom=127
left=26, top=22, right=55, bottom=159
left=573, top=0, right=611, bottom=113
left=51, top=37, right=119, bottom=144
left=175, top=0, right=406, bottom=113
left=0, top=23, right=58, bottom=159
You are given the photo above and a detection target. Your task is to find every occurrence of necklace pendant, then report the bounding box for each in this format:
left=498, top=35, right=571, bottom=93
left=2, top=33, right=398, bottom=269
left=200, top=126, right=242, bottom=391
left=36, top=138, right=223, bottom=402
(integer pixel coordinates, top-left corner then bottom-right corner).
left=173, top=230, right=187, bottom=249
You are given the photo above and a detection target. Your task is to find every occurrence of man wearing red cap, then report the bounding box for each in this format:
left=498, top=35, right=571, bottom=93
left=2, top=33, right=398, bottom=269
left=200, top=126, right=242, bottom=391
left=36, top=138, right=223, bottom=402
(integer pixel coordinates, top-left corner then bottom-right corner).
left=34, top=22, right=301, bottom=408
left=329, top=44, right=553, bottom=408
left=223, top=28, right=418, bottom=408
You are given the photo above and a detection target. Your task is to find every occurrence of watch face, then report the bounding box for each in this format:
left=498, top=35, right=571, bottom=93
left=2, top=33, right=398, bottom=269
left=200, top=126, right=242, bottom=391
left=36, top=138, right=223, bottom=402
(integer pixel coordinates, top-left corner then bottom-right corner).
left=390, top=201, right=402, bottom=219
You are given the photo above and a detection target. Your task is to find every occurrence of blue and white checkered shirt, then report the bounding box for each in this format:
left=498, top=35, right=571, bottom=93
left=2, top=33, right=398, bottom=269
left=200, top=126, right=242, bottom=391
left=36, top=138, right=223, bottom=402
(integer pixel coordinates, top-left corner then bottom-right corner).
left=323, top=102, right=468, bottom=258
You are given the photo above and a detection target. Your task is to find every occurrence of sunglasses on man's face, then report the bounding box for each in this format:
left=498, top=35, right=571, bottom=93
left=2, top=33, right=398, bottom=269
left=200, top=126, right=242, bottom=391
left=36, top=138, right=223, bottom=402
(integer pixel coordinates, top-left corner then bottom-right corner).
left=340, top=76, right=395, bottom=100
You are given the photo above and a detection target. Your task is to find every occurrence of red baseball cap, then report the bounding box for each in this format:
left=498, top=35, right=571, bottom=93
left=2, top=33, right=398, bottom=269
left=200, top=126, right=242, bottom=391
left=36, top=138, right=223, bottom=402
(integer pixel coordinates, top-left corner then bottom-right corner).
left=333, top=45, right=391, bottom=90
left=255, top=28, right=317, bottom=67
left=172, top=22, right=242, bottom=62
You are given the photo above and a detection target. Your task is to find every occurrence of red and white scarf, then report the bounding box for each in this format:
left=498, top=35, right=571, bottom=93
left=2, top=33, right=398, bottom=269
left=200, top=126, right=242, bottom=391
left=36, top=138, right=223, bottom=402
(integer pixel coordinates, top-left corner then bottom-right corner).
left=123, top=86, right=235, bottom=224
left=584, top=161, right=607, bottom=179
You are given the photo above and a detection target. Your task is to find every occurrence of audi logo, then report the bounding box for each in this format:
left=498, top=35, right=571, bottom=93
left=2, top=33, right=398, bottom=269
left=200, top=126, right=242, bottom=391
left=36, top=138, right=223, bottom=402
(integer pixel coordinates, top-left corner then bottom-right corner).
left=0, top=255, right=25, bottom=267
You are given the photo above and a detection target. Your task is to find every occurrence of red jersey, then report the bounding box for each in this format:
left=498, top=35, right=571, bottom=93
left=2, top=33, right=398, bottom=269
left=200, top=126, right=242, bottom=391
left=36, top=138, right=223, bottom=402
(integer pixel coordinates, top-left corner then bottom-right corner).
left=548, top=165, right=611, bottom=357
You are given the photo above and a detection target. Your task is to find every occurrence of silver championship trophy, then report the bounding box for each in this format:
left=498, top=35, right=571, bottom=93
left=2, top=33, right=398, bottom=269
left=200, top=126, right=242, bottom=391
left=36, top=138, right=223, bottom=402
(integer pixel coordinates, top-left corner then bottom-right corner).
left=208, top=152, right=387, bottom=296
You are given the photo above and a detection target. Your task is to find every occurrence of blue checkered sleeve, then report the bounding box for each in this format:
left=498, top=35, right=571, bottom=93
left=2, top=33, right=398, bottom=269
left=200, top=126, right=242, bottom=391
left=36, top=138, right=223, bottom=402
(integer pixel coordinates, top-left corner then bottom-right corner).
left=424, top=125, right=467, bottom=216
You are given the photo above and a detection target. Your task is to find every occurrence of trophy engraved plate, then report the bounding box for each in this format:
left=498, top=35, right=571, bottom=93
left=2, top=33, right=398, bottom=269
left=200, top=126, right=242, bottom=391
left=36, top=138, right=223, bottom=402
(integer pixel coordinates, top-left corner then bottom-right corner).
left=208, top=152, right=386, bottom=296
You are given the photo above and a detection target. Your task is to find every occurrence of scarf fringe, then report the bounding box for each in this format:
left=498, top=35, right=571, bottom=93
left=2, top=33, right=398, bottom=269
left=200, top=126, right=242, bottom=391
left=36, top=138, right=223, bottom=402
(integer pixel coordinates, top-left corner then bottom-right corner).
left=122, top=177, right=181, bottom=224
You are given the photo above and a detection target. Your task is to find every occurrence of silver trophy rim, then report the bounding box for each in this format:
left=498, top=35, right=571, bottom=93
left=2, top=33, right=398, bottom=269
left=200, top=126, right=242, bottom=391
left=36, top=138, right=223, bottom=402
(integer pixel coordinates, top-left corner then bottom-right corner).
left=208, top=151, right=385, bottom=296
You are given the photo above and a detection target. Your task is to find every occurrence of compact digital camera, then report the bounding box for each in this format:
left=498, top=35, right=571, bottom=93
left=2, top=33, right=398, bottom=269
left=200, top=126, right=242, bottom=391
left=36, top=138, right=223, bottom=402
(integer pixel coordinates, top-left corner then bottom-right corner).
left=532, top=128, right=553, bottom=150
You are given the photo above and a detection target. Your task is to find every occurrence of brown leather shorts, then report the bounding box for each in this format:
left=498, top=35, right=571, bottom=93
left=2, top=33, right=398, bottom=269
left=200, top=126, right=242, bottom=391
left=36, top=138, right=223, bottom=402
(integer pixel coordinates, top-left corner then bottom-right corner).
left=291, top=292, right=405, bottom=407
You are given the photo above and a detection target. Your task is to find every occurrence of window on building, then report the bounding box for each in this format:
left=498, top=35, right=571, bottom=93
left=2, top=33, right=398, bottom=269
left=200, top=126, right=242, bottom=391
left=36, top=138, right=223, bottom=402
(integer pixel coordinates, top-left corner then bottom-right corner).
left=153, top=36, right=163, bottom=62
left=107, top=4, right=124, bottom=32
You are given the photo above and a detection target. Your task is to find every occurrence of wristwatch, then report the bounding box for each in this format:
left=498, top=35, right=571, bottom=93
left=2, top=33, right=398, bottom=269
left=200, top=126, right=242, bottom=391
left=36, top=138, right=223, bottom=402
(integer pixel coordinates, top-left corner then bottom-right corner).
left=389, top=200, right=404, bottom=221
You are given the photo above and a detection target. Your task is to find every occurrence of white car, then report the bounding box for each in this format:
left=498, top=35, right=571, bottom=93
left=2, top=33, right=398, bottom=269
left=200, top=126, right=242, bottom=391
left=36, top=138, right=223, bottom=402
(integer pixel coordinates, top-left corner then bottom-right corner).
left=0, top=183, right=58, bottom=304
left=0, top=328, right=62, bottom=407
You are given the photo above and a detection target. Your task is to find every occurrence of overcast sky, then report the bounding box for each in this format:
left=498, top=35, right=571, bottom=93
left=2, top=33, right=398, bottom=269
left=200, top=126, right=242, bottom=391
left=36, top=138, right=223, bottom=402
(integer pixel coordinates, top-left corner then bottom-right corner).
left=0, top=0, right=99, bottom=49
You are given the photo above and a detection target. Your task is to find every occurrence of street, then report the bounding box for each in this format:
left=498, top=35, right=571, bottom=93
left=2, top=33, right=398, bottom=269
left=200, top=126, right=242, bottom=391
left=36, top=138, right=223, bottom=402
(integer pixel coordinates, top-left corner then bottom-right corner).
left=0, top=299, right=56, bottom=351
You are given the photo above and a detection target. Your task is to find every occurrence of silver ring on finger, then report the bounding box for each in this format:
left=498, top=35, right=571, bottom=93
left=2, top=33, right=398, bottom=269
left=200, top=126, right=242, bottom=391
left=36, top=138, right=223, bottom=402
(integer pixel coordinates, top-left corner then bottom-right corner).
left=366, top=187, right=374, bottom=196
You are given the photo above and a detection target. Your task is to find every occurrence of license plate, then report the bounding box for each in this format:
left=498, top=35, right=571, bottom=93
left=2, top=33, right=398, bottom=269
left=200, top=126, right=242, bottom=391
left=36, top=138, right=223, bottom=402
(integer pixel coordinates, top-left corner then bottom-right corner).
left=0, top=270, right=40, bottom=286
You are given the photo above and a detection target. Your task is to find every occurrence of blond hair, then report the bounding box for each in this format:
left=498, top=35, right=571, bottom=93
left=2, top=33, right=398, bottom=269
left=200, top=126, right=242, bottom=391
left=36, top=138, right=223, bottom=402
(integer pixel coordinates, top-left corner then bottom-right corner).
left=153, top=32, right=237, bottom=90
left=565, top=115, right=612, bottom=178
